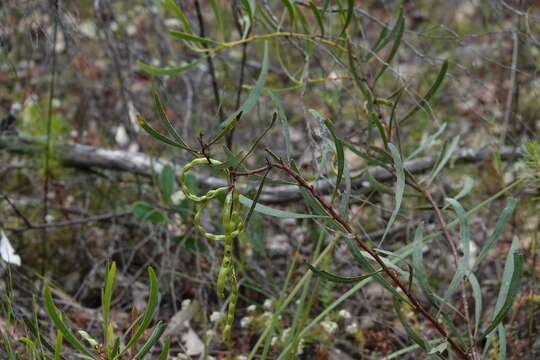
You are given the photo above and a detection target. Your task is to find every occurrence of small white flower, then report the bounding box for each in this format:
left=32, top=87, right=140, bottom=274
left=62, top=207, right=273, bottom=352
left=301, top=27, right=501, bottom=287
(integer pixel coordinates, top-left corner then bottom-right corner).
left=181, top=299, right=191, bottom=310
left=171, top=190, right=186, bottom=205
left=205, top=329, right=216, bottom=338
left=246, top=304, right=256, bottom=313
left=110, top=22, right=119, bottom=32
left=338, top=309, right=351, bottom=319
left=263, top=299, right=273, bottom=309
left=281, top=328, right=291, bottom=341
left=125, top=24, right=136, bottom=36
left=346, top=322, right=358, bottom=334
left=296, top=339, right=306, bottom=355
left=321, top=320, right=338, bottom=334
left=164, top=18, right=182, bottom=28
left=45, top=215, right=54, bottom=224
left=240, top=316, right=253, bottom=328
left=210, top=311, right=223, bottom=323
left=271, top=336, right=277, bottom=346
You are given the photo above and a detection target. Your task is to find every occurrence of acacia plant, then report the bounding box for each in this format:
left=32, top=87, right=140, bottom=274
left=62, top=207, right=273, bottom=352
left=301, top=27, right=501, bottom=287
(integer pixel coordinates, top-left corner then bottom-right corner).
left=133, top=1, right=527, bottom=359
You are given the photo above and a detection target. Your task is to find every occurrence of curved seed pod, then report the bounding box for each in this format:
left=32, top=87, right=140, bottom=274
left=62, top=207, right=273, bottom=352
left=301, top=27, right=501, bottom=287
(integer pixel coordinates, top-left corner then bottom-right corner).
left=222, top=267, right=238, bottom=340
left=179, top=158, right=229, bottom=201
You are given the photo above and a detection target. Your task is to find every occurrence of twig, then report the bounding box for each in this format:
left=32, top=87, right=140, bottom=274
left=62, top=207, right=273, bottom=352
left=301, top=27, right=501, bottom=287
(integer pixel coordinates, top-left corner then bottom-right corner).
left=42, top=0, right=59, bottom=270
left=0, top=134, right=523, bottom=205
left=193, top=0, right=225, bottom=124
left=5, top=211, right=132, bottom=232
left=265, top=161, right=471, bottom=359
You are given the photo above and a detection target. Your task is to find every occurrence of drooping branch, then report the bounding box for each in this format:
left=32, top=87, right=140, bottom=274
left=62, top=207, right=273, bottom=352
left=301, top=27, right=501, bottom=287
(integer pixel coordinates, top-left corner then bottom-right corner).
left=0, top=134, right=522, bottom=204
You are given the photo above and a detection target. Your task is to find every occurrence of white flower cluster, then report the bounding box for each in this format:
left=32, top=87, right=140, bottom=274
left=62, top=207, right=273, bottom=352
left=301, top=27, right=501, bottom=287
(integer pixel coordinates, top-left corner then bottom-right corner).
left=321, top=320, right=338, bottom=334
left=240, top=315, right=254, bottom=328
left=210, top=311, right=223, bottom=323
left=338, top=309, right=351, bottom=319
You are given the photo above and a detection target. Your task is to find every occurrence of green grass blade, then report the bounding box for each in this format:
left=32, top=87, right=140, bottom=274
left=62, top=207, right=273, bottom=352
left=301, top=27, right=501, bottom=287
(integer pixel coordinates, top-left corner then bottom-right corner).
left=157, top=338, right=170, bottom=360
left=43, top=286, right=98, bottom=360
left=120, top=267, right=159, bottom=355
left=133, top=322, right=166, bottom=360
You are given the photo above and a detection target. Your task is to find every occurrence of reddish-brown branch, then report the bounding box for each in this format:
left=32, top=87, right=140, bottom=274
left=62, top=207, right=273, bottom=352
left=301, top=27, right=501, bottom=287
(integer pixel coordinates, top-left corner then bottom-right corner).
left=261, top=161, right=471, bottom=359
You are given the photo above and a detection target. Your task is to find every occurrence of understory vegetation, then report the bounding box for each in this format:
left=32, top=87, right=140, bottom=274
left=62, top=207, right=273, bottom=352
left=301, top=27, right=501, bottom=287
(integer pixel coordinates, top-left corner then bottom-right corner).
left=0, top=1, right=539, bottom=359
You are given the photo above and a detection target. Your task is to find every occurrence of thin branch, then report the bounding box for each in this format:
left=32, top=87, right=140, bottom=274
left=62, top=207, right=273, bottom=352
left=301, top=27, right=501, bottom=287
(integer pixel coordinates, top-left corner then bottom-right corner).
left=0, top=134, right=523, bottom=205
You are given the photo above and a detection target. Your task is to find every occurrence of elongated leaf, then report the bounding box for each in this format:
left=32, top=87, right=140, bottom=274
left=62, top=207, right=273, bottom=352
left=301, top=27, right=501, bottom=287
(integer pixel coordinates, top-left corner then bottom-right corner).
left=339, top=160, right=351, bottom=219
left=406, top=123, right=447, bottom=160
left=375, top=9, right=404, bottom=82
left=454, top=175, right=475, bottom=201
left=478, top=250, right=523, bottom=340
left=412, top=223, right=437, bottom=305
left=159, top=164, right=175, bottom=202
left=244, top=167, right=270, bottom=226
left=168, top=31, right=220, bottom=45
left=440, top=198, right=470, bottom=311
left=310, top=110, right=344, bottom=200
left=474, top=197, right=516, bottom=269
left=467, top=272, right=482, bottom=336
left=164, top=0, right=193, bottom=34
left=338, top=0, right=354, bottom=38
left=308, top=2, right=325, bottom=36
left=102, top=261, right=116, bottom=352
left=280, top=0, right=295, bottom=25
left=239, top=195, right=325, bottom=219
left=401, top=61, right=448, bottom=124
left=221, top=41, right=269, bottom=128
left=43, top=286, right=99, bottom=360
left=120, top=267, right=159, bottom=355
left=426, top=136, right=459, bottom=185
left=497, top=324, right=507, bottom=360
left=267, top=91, right=292, bottom=161
left=345, top=236, right=410, bottom=304
left=393, top=295, right=430, bottom=351
left=307, top=262, right=381, bottom=284
left=214, top=150, right=245, bottom=170
left=136, top=58, right=202, bottom=76
left=158, top=338, right=170, bottom=360
left=380, top=143, right=405, bottom=243
left=133, top=322, right=166, bottom=360
left=365, top=26, right=389, bottom=61
left=154, top=93, right=192, bottom=151
left=343, top=141, right=388, bottom=167
left=137, top=115, right=192, bottom=151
